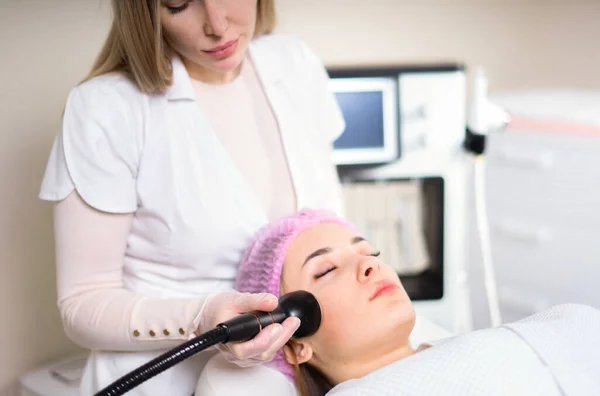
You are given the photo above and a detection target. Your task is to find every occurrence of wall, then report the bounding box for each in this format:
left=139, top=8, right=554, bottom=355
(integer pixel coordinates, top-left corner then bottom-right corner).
left=0, top=1, right=111, bottom=394
left=276, top=0, right=600, bottom=92
left=1, top=0, right=599, bottom=394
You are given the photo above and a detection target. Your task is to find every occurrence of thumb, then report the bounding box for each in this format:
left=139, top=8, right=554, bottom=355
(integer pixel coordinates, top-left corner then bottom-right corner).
left=234, top=293, right=278, bottom=313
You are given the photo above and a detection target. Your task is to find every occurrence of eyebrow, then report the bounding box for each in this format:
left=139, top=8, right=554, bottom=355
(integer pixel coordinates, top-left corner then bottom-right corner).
left=302, top=236, right=366, bottom=267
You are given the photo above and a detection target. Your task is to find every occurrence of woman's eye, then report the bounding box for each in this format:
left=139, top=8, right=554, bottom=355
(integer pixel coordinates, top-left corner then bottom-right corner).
left=369, top=251, right=381, bottom=257
left=166, top=1, right=191, bottom=14
left=314, top=266, right=337, bottom=279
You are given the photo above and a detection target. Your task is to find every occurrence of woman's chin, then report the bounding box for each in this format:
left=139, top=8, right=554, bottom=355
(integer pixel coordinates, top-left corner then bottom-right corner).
left=202, top=48, right=246, bottom=75
left=365, top=298, right=415, bottom=342
left=210, top=56, right=243, bottom=73
left=186, top=50, right=246, bottom=83
left=376, top=287, right=413, bottom=311
left=386, top=299, right=416, bottom=332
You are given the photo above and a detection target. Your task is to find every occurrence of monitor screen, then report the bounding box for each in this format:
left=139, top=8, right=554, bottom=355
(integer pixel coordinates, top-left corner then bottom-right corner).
left=329, top=77, right=399, bottom=165
left=334, top=91, right=385, bottom=149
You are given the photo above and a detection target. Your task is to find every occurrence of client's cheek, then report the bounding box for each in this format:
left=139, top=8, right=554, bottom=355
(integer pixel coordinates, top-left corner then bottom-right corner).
left=317, top=299, right=356, bottom=343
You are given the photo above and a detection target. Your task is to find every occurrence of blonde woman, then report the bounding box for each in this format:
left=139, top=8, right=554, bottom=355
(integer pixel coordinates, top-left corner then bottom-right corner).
left=39, top=1, right=345, bottom=395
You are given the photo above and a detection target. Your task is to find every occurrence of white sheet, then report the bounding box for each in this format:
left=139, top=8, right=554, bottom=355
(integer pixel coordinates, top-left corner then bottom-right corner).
left=194, top=314, right=453, bottom=395
left=327, top=304, right=600, bottom=396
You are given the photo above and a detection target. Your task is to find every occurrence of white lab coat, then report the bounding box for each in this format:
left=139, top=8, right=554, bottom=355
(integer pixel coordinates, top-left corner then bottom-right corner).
left=39, top=34, right=345, bottom=395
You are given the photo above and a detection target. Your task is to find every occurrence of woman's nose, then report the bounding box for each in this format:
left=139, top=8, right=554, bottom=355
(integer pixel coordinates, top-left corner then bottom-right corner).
left=357, top=256, right=379, bottom=283
left=203, top=0, right=228, bottom=37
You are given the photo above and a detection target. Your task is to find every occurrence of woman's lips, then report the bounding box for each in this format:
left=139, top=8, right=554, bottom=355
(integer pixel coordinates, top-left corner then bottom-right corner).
left=203, top=39, right=239, bottom=59
left=370, top=281, right=399, bottom=301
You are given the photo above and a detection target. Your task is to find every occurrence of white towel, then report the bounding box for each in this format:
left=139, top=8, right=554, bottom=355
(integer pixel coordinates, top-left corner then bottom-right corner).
left=327, top=304, right=600, bottom=396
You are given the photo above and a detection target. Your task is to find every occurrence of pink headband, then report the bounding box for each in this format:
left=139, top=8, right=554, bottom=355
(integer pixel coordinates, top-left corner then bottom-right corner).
left=235, top=208, right=357, bottom=383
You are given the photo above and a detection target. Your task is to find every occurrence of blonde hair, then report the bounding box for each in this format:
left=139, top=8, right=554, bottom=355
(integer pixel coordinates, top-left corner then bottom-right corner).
left=83, top=0, right=276, bottom=95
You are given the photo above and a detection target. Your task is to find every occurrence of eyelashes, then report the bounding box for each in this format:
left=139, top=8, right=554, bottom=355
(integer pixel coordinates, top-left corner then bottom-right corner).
left=313, top=251, right=381, bottom=280
left=165, top=0, right=191, bottom=14
left=314, top=266, right=336, bottom=279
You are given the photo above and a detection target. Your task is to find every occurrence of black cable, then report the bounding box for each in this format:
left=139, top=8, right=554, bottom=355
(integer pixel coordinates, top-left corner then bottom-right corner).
left=94, top=326, right=228, bottom=396
left=94, top=290, right=322, bottom=396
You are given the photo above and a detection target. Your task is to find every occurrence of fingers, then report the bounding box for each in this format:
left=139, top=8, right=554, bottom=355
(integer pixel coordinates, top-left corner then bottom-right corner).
left=208, top=292, right=280, bottom=334
left=234, top=292, right=278, bottom=313
left=224, top=317, right=301, bottom=364
left=232, top=322, right=283, bottom=359
left=258, top=316, right=301, bottom=359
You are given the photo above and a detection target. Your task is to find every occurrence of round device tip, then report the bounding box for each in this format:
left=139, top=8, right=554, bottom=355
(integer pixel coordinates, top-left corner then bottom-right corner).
left=278, top=290, right=322, bottom=338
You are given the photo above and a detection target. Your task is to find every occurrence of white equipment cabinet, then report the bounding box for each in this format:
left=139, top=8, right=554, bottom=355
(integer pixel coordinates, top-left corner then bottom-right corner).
left=467, top=90, right=600, bottom=326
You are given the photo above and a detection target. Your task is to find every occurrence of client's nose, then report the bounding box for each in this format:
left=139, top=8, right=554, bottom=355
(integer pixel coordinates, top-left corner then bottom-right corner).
left=357, top=257, right=379, bottom=283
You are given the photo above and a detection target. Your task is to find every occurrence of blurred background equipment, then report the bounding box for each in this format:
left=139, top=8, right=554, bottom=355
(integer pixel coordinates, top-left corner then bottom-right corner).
left=331, top=63, right=473, bottom=335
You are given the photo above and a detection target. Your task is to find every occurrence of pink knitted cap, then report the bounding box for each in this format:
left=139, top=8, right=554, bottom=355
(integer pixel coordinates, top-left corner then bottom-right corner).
left=235, top=208, right=358, bottom=383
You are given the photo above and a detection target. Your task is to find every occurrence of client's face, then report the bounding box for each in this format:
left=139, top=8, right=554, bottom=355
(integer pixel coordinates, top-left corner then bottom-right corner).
left=281, top=223, right=415, bottom=383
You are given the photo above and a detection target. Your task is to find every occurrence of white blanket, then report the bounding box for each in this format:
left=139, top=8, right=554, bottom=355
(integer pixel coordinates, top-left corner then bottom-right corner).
left=327, top=304, right=600, bottom=396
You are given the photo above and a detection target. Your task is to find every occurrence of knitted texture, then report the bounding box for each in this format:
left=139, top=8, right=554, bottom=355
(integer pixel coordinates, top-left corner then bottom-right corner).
left=235, top=208, right=357, bottom=383
left=327, top=304, right=600, bottom=396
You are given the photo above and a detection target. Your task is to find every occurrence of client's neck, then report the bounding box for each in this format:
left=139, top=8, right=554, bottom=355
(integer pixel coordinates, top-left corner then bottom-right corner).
left=326, top=343, right=416, bottom=385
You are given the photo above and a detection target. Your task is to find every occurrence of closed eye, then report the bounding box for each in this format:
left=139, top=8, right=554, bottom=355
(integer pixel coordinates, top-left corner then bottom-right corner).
left=314, top=266, right=337, bottom=279
left=165, top=0, right=191, bottom=14
left=314, top=252, right=379, bottom=279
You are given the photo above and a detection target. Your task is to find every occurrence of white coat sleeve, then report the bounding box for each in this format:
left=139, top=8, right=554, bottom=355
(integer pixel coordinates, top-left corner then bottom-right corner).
left=54, top=191, right=208, bottom=351
left=40, top=80, right=208, bottom=351
left=39, top=80, right=141, bottom=213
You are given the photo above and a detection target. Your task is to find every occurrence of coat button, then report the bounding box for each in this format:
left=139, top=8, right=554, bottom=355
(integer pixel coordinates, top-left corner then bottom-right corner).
left=163, top=329, right=170, bottom=336
left=179, top=328, right=185, bottom=335
left=149, top=330, right=156, bottom=337
left=133, top=330, right=140, bottom=337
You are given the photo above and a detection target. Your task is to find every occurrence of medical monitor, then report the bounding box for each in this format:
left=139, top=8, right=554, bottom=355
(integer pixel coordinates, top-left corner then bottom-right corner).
left=329, top=77, right=399, bottom=166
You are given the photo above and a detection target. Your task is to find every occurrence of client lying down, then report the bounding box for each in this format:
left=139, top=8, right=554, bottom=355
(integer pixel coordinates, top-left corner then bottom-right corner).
left=234, top=209, right=600, bottom=396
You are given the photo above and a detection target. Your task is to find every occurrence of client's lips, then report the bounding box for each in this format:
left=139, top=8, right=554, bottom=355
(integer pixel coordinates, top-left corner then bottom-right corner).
left=369, top=280, right=399, bottom=301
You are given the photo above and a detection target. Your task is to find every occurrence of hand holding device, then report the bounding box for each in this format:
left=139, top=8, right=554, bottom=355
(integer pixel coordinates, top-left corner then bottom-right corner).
left=94, top=290, right=322, bottom=396
left=201, top=291, right=301, bottom=367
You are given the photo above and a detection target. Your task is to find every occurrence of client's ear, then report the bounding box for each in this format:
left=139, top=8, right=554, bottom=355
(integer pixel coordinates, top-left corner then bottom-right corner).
left=283, top=340, right=313, bottom=365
